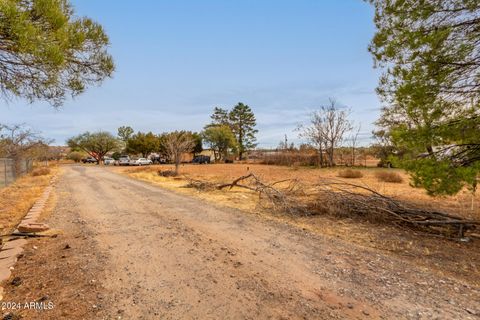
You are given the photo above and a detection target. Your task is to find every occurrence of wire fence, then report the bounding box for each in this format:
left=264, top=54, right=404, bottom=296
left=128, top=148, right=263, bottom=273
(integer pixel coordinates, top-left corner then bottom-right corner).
left=0, top=158, right=33, bottom=188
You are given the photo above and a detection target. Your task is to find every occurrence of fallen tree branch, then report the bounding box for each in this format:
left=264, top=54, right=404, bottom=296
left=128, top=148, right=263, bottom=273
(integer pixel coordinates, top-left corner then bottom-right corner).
left=182, top=174, right=479, bottom=238
left=314, top=178, right=480, bottom=238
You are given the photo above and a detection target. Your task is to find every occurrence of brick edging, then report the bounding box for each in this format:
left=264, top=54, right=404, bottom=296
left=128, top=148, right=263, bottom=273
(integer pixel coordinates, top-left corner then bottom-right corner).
left=0, top=176, right=57, bottom=300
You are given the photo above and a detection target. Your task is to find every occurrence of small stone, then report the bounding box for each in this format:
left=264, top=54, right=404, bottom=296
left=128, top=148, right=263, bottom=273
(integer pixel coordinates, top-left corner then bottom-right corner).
left=64, top=244, right=71, bottom=249
left=346, top=303, right=354, bottom=309
left=362, top=310, right=370, bottom=316
left=10, top=277, right=22, bottom=286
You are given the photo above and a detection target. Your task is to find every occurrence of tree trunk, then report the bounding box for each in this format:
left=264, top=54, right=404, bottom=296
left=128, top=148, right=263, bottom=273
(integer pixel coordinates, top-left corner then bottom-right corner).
left=174, top=160, right=180, bottom=175
left=318, top=146, right=324, bottom=168
left=329, top=146, right=335, bottom=167
left=352, top=147, right=355, bottom=166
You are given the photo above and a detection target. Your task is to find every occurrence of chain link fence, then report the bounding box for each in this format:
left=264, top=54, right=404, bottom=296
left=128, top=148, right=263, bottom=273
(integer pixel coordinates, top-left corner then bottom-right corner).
left=0, top=158, right=33, bottom=188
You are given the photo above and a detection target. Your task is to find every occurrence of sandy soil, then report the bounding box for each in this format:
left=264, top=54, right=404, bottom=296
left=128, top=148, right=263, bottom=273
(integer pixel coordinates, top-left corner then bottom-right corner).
left=2, top=165, right=479, bottom=319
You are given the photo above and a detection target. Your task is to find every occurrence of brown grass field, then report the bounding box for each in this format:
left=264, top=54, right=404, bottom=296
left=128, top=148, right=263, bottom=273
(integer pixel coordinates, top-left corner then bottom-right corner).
left=119, top=163, right=480, bottom=285
left=122, top=163, right=480, bottom=220
left=0, top=165, right=58, bottom=236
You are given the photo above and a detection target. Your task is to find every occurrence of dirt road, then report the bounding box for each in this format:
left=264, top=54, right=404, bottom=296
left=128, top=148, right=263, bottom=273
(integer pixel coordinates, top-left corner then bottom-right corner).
left=4, top=165, right=479, bottom=319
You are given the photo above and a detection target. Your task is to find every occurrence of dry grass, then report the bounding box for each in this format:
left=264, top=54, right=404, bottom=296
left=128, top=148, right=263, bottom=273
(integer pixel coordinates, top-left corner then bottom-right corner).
left=119, top=164, right=479, bottom=219
left=337, top=169, right=363, bottom=179
left=31, top=167, right=51, bottom=176
left=0, top=166, right=57, bottom=236
left=375, top=171, right=403, bottom=183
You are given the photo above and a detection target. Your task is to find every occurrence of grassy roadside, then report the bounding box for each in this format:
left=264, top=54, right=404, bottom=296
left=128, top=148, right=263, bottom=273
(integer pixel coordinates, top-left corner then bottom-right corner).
left=118, top=164, right=480, bottom=285
left=0, top=166, right=59, bottom=237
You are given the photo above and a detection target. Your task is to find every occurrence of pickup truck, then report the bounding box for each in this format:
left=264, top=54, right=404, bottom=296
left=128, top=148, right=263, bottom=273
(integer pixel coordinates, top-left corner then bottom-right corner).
left=81, top=157, right=97, bottom=164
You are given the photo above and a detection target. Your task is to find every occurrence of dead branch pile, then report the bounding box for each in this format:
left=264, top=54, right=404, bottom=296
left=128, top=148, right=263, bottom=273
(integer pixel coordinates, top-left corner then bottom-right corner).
left=183, top=174, right=480, bottom=238
left=313, top=179, right=480, bottom=238
left=184, top=173, right=307, bottom=214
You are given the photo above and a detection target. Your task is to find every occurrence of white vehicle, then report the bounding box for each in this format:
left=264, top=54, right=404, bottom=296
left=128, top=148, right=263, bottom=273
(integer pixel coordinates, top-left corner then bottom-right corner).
left=117, top=156, right=131, bottom=166
left=103, top=157, right=115, bottom=165
left=129, top=158, right=152, bottom=166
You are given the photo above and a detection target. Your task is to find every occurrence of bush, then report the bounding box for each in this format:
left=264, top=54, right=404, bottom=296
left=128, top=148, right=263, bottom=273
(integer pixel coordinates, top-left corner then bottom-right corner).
left=337, top=169, right=363, bottom=179
left=31, top=167, right=50, bottom=176
left=66, top=151, right=84, bottom=163
left=375, top=171, right=403, bottom=183
left=157, top=170, right=177, bottom=177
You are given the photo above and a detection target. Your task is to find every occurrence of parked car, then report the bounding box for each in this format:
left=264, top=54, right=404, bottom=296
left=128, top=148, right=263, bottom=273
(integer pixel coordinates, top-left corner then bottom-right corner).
left=192, top=155, right=211, bottom=164
left=116, top=156, right=131, bottom=166
left=103, top=157, right=115, bottom=165
left=81, top=157, right=97, bottom=164
left=151, top=156, right=167, bottom=164
left=129, top=158, right=152, bottom=166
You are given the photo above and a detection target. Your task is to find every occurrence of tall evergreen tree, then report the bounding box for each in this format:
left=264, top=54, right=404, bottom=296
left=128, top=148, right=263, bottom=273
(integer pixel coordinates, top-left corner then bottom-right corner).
left=207, top=107, right=230, bottom=127
left=228, top=103, right=258, bottom=160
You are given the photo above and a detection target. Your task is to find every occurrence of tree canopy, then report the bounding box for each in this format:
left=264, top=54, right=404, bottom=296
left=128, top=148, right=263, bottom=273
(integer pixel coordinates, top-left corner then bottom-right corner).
left=202, top=125, right=237, bottom=162
left=0, top=0, right=114, bottom=107
left=368, top=0, right=480, bottom=195
left=117, top=126, right=134, bottom=143
left=67, top=131, right=119, bottom=163
left=127, top=132, right=159, bottom=158
left=206, top=103, right=257, bottom=160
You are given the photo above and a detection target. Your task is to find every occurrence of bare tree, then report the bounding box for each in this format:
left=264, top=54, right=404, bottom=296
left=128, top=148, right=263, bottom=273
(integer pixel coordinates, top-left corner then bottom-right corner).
left=0, top=124, right=50, bottom=173
left=348, top=124, right=361, bottom=166
left=298, top=99, right=353, bottom=167
left=164, top=131, right=195, bottom=175
left=323, top=99, right=353, bottom=166
left=297, top=112, right=327, bottom=167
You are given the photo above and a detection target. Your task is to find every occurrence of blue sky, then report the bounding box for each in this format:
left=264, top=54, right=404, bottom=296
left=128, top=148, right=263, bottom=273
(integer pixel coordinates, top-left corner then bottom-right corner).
left=1, top=0, right=381, bottom=148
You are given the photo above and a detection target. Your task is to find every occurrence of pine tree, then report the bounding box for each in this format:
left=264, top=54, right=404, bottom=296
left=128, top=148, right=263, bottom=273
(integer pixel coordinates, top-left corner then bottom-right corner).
left=0, top=0, right=114, bottom=107
left=228, top=103, right=258, bottom=160
left=368, top=0, right=480, bottom=195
